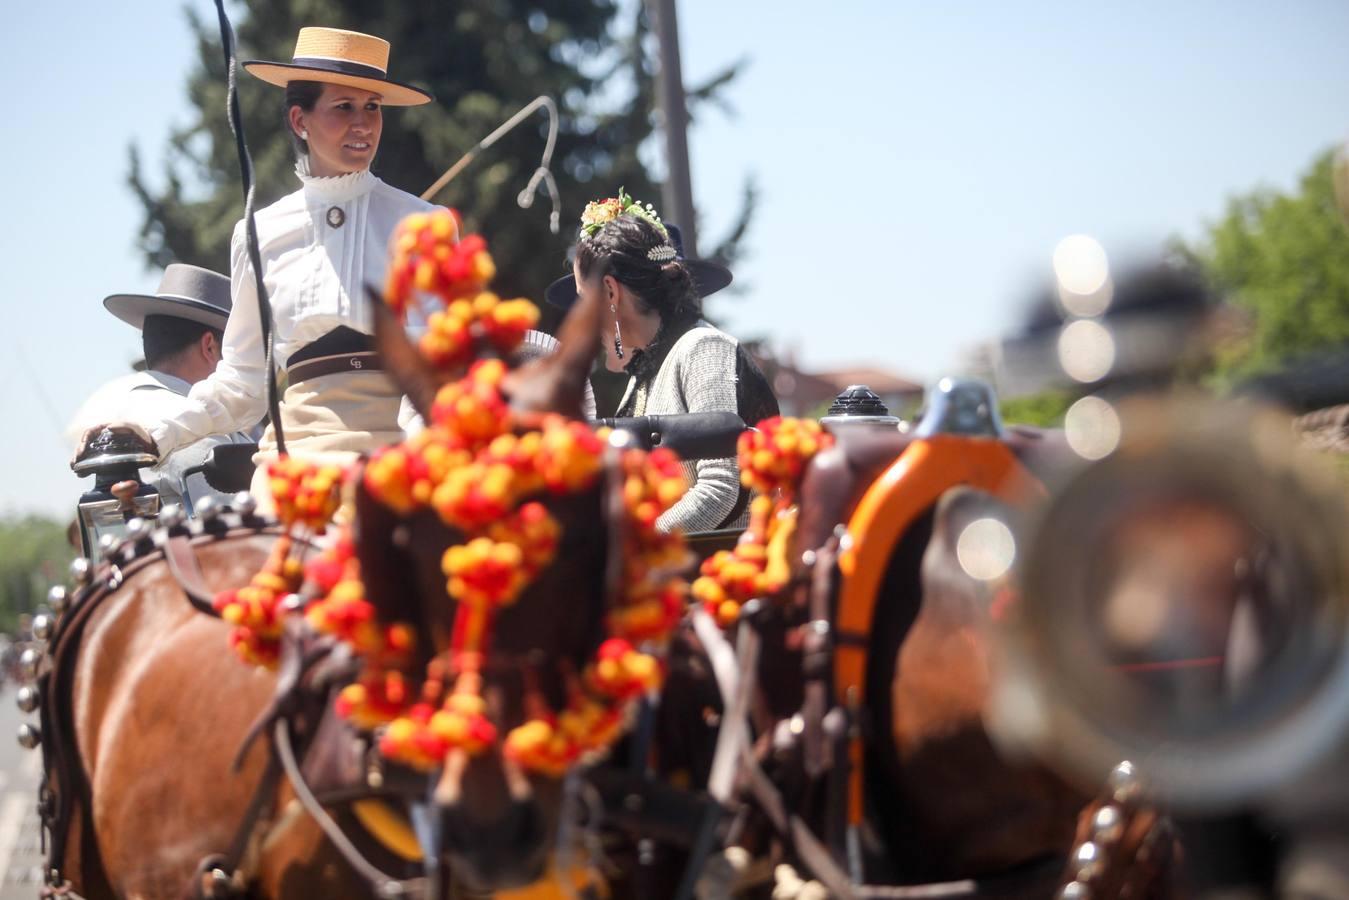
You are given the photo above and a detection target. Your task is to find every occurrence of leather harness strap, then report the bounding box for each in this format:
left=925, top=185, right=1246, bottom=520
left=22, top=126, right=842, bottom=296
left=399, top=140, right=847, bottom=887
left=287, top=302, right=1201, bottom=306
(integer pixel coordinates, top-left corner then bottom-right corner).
left=163, top=534, right=223, bottom=616
left=38, top=522, right=285, bottom=895
left=42, top=546, right=179, bottom=896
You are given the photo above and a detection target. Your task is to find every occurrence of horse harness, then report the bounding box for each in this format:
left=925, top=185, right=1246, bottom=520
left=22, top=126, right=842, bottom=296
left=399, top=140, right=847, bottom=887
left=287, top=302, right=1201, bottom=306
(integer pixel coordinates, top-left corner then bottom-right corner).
left=33, top=507, right=438, bottom=899
left=685, top=430, right=1070, bottom=899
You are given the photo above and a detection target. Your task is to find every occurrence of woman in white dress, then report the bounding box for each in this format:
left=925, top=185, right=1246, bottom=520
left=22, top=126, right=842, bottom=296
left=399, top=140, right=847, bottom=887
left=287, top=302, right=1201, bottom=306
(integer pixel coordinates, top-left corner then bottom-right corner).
left=148, top=27, right=444, bottom=503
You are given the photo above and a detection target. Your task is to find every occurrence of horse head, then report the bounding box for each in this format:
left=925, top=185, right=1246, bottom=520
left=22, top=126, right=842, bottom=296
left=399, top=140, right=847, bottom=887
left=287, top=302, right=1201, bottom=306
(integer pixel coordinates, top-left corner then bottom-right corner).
left=328, top=226, right=686, bottom=894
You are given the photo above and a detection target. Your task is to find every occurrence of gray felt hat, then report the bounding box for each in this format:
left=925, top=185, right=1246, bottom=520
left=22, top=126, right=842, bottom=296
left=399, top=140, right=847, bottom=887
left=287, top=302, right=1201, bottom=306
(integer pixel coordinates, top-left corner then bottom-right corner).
left=103, top=264, right=232, bottom=331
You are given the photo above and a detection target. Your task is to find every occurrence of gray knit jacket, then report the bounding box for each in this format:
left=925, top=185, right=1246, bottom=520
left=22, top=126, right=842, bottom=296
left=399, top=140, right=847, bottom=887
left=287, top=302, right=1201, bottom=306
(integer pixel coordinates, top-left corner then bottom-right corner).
left=616, top=320, right=748, bottom=533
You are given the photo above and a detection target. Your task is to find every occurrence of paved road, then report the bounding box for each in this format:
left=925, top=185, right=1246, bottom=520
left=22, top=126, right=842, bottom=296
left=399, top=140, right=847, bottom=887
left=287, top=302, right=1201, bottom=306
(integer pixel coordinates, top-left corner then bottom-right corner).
left=0, top=683, right=47, bottom=898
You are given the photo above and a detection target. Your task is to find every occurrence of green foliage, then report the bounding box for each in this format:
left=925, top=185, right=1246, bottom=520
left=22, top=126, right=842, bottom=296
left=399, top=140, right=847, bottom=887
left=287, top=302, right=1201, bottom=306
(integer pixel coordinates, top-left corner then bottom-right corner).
left=0, top=515, right=74, bottom=633
left=130, top=1, right=752, bottom=317
left=1177, top=150, right=1349, bottom=379
left=1000, top=389, right=1073, bottom=428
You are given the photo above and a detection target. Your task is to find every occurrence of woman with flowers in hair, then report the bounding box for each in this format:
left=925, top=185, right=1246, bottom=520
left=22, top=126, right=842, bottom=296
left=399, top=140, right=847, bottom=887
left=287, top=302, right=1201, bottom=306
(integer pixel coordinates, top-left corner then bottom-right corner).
left=545, top=192, right=779, bottom=533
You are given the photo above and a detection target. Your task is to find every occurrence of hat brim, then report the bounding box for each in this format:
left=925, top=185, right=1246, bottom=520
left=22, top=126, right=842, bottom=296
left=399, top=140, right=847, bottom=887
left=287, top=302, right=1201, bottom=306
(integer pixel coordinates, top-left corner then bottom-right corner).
left=545, top=259, right=734, bottom=310
left=103, top=294, right=231, bottom=332
left=242, top=61, right=434, bottom=107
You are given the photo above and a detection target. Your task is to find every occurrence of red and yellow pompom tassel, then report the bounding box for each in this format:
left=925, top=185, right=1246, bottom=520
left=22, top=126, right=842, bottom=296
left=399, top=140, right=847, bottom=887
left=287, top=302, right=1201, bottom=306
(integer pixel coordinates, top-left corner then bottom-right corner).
left=738, top=416, right=833, bottom=499
left=214, top=536, right=304, bottom=667
left=268, top=457, right=348, bottom=533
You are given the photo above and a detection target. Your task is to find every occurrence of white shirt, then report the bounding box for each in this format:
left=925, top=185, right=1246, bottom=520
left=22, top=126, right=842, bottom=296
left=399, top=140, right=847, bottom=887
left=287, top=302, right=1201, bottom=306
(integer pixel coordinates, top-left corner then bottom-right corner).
left=68, top=370, right=251, bottom=510
left=516, top=330, right=598, bottom=420
left=150, top=168, right=440, bottom=456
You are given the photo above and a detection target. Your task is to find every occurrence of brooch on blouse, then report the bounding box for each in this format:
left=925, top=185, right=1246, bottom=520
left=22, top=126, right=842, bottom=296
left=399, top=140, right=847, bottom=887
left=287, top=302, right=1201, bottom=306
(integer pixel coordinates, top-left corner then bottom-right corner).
left=326, top=207, right=346, bottom=229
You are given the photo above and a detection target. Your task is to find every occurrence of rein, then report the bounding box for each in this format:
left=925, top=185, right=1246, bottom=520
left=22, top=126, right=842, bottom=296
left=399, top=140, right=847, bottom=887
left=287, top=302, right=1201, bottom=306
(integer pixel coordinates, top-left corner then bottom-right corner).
left=272, top=721, right=427, bottom=897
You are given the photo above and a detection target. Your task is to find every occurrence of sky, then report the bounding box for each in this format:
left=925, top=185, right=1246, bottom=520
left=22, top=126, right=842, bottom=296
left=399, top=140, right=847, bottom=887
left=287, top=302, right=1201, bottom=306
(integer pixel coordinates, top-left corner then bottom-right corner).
left=3, top=0, right=1348, bottom=519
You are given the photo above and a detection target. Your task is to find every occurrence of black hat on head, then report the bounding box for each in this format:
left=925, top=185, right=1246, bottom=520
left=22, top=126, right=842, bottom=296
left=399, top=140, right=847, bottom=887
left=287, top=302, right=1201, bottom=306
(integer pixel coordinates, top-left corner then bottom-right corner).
left=103, top=264, right=232, bottom=332
left=544, top=223, right=733, bottom=310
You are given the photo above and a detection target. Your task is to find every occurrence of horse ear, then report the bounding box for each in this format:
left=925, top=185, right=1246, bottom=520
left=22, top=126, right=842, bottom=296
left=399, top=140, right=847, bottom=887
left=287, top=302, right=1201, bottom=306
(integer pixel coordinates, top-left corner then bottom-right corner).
left=369, top=286, right=447, bottom=422
left=502, top=281, right=601, bottom=418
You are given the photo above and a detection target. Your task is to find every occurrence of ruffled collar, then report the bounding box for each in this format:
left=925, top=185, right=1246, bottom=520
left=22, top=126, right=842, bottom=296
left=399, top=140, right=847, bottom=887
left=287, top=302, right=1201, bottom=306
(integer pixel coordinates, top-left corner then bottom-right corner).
left=618, top=314, right=703, bottom=409
left=296, top=167, right=377, bottom=204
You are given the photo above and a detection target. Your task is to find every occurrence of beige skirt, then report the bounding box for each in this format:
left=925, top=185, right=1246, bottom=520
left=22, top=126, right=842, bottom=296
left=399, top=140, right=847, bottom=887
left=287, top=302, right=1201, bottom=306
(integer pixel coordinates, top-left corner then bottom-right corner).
left=249, top=370, right=406, bottom=515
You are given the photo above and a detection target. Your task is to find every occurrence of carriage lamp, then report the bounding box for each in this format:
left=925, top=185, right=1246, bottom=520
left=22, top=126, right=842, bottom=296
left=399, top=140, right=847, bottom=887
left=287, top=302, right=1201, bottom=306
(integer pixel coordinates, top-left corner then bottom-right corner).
left=819, top=384, right=901, bottom=432
left=71, top=426, right=162, bottom=563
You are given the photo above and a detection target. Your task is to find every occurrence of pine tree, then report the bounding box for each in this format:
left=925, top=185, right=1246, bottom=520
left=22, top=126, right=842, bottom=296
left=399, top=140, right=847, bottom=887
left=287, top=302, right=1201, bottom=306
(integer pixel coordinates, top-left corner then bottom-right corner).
left=129, top=0, right=752, bottom=330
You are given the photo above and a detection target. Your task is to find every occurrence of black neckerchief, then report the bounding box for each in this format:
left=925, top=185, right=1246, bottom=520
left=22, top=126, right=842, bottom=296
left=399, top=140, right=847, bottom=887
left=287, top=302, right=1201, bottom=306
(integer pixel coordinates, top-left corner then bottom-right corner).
left=618, top=313, right=702, bottom=414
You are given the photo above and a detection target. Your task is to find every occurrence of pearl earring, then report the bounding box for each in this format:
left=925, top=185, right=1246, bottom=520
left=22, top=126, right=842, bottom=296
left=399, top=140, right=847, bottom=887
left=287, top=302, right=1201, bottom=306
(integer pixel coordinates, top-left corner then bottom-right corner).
left=300, top=129, right=309, bottom=140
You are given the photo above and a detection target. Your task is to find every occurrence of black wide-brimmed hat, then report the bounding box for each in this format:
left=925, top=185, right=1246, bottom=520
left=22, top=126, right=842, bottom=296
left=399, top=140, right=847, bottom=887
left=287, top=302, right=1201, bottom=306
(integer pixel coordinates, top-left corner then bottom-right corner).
left=104, top=264, right=232, bottom=331
left=544, top=223, right=733, bottom=310
left=243, top=27, right=433, bottom=107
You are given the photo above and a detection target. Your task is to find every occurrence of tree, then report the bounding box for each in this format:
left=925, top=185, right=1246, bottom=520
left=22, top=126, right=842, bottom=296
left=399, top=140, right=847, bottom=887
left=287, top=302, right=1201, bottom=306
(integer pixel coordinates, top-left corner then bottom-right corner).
left=0, top=515, right=74, bottom=633
left=130, top=0, right=753, bottom=324
left=999, top=389, right=1073, bottom=428
left=1178, top=150, right=1349, bottom=379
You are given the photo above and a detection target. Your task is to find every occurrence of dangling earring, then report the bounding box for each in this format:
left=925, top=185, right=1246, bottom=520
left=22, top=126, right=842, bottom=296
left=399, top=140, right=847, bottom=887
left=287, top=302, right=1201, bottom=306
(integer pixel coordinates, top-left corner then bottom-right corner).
left=610, top=304, right=624, bottom=360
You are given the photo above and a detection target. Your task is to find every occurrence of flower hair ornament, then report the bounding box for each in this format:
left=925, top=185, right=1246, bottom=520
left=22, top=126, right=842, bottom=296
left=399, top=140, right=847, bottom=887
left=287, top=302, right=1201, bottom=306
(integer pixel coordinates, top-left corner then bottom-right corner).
left=578, top=188, right=667, bottom=241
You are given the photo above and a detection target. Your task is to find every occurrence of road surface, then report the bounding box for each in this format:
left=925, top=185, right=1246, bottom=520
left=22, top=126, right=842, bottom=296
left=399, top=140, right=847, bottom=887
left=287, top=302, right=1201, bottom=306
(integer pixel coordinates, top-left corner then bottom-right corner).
left=0, top=683, right=47, bottom=897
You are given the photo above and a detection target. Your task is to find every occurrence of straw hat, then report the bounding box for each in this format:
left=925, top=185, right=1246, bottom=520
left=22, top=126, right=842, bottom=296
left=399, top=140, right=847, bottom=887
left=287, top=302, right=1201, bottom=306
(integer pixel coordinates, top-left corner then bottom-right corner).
left=243, top=27, right=433, bottom=107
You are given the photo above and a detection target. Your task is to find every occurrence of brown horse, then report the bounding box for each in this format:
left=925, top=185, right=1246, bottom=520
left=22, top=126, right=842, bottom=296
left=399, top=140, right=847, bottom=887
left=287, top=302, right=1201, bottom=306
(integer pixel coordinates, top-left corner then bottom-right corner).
left=679, top=421, right=1096, bottom=898
left=54, top=530, right=370, bottom=900
left=37, top=280, right=630, bottom=898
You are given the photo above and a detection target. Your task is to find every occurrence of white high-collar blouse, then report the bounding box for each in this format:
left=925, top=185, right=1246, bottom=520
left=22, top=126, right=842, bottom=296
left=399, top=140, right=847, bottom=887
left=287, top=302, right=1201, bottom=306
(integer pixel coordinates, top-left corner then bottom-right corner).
left=150, top=168, right=440, bottom=456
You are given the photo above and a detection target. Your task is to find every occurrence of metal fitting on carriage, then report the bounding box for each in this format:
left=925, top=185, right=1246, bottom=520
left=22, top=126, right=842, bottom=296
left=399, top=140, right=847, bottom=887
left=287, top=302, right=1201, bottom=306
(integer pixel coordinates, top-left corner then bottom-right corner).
left=159, top=504, right=186, bottom=529
left=740, top=598, right=768, bottom=624
left=196, top=496, right=222, bottom=521
left=16, top=723, right=40, bottom=750
left=1071, top=841, right=1104, bottom=882
left=772, top=717, right=799, bottom=755
left=31, top=614, right=54, bottom=643
left=232, top=491, right=258, bottom=516
left=98, top=533, right=118, bottom=555
left=1058, top=881, right=1091, bottom=900
left=69, top=557, right=92, bottom=585
left=822, top=707, right=849, bottom=739
left=1090, top=805, right=1124, bottom=845
left=47, top=585, right=69, bottom=615
left=125, top=517, right=151, bottom=541
left=18, top=647, right=42, bottom=681
left=1107, top=760, right=1141, bottom=805
left=15, top=685, right=39, bottom=714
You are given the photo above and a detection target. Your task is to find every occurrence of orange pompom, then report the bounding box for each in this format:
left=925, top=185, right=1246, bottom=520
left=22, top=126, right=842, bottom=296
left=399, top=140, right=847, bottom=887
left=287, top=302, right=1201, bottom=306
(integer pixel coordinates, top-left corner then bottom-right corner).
left=267, top=457, right=348, bottom=532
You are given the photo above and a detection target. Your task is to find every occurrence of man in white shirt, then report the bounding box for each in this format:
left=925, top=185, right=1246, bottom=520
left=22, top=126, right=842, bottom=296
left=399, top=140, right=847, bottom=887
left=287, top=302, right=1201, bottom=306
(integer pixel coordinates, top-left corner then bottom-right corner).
left=67, top=264, right=253, bottom=512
